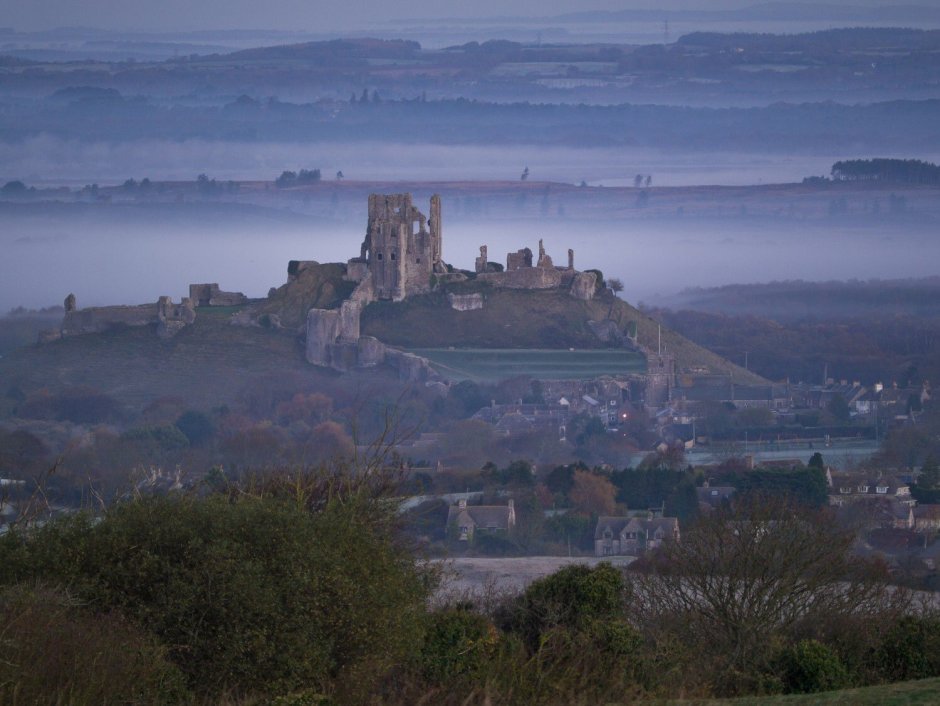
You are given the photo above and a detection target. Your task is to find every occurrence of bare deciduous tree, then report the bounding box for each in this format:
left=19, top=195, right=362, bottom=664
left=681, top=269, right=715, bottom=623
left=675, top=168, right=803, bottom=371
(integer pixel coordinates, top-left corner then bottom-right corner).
left=628, top=495, right=908, bottom=694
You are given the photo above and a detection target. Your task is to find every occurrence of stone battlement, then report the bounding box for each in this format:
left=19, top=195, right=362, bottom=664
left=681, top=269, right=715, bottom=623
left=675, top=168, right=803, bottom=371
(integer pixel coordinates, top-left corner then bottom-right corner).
left=475, top=238, right=596, bottom=300
left=189, top=283, right=247, bottom=307
left=57, top=293, right=195, bottom=340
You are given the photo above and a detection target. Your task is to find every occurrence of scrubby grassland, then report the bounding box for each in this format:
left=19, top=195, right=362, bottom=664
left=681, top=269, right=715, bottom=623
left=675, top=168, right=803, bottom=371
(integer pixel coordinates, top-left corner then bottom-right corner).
left=363, top=285, right=767, bottom=384
left=412, top=347, right=646, bottom=382
left=681, top=677, right=940, bottom=705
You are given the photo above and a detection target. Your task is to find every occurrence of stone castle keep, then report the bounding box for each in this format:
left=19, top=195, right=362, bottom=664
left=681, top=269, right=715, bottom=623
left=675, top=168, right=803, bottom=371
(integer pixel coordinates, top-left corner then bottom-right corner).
left=357, top=193, right=446, bottom=301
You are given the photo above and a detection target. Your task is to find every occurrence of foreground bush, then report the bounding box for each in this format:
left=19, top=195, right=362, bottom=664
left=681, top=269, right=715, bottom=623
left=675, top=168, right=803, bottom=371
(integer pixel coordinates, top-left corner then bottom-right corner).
left=778, top=639, right=849, bottom=694
left=0, top=481, right=431, bottom=702
left=630, top=495, right=907, bottom=696
left=0, top=585, right=188, bottom=705
left=500, top=562, right=628, bottom=650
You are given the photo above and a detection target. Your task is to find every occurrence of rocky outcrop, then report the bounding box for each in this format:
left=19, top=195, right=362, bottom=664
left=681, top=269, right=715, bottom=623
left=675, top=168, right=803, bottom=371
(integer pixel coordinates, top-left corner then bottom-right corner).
left=569, top=271, right=597, bottom=300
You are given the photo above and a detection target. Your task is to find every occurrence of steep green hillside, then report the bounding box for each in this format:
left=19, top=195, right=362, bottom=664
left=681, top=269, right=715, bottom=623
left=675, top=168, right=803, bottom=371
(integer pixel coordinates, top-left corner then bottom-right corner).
left=361, top=284, right=767, bottom=384
left=0, top=307, right=344, bottom=410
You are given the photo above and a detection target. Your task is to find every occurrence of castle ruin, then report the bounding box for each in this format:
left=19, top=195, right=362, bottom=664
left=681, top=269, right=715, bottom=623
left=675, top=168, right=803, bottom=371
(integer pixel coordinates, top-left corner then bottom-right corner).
left=55, top=293, right=196, bottom=340
left=352, top=193, right=446, bottom=301
left=476, top=237, right=597, bottom=300
left=303, top=194, right=450, bottom=379
left=303, top=194, right=601, bottom=374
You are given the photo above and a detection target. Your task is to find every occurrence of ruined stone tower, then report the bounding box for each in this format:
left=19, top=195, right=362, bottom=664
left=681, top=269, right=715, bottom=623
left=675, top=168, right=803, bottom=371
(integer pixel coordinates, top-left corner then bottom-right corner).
left=359, top=194, right=444, bottom=301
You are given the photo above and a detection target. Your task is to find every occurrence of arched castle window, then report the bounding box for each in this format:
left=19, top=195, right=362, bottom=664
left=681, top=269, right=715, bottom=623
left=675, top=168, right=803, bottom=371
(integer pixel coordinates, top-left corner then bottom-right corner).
left=391, top=253, right=396, bottom=260
left=377, top=252, right=383, bottom=260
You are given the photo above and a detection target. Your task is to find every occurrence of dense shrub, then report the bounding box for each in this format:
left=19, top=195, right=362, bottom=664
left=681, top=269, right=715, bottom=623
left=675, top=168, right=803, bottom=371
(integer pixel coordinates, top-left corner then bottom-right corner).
left=868, top=615, right=940, bottom=682
left=420, top=608, right=498, bottom=684
left=500, top=562, right=628, bottom=650
left=477, top=564, right=645, bottom=705
left=778, top=639, right=849, bottom=694
left=0, top=585, right=188, bottom=705
left=0, top=485, right=431, bottom=701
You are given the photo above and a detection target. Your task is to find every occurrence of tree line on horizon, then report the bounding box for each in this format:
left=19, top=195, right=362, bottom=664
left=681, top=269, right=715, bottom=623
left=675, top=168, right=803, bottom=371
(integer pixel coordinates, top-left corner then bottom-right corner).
left=831, top=158, right=940, bottom=184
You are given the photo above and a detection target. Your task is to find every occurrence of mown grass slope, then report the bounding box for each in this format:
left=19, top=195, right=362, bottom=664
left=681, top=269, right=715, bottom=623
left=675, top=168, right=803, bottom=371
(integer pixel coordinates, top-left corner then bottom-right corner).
left=412, top=347, right=647, bottom=382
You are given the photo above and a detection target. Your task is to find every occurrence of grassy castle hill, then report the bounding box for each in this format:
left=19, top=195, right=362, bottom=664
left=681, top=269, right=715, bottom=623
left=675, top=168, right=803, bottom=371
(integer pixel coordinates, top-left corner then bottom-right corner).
left=0, top=262, right=766, bottom=414
left=359, top=278, right=767, bottom=384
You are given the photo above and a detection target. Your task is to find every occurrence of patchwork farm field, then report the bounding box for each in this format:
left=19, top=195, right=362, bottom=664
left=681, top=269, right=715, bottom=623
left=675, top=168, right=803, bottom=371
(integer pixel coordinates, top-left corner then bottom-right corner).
left=408, top=348, right=646, bottom=382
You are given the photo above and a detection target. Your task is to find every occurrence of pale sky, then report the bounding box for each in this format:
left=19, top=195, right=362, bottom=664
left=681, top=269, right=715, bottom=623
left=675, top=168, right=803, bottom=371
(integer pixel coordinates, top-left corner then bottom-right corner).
left=0, top=0, right=919, bottom=33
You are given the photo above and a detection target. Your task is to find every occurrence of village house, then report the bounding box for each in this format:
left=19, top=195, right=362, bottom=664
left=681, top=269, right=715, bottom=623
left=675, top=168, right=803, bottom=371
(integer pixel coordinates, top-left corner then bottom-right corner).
left=594, top=515, right=680, bottom=557
left=827, top=470, right=913, bottom=507
left=672, top=376, right=791, bottom=411
left=696, top=482, right=736, bottom=514
left=446, top=498, right=516, bottom=541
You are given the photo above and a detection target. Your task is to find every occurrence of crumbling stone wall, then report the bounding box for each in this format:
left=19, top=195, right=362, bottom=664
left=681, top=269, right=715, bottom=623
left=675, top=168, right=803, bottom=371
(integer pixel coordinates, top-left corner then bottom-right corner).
left=59, top=294, right=195, bottom=339
left=288, top=260, right=319, bottom=281
left=157, top=296, right=197, bottom=338
left=476, top=240, right=596, bottom=299
left=475, top=246, right=488, bottom=274
left=189, top=283, right=247, bottom=307
left=477, top=267, right=562, bottom=290
left=304, top=271, right=376, bottom=368
left=506, top=248, right=533, bottom=271
left=536, top=239, right=554, bottom=269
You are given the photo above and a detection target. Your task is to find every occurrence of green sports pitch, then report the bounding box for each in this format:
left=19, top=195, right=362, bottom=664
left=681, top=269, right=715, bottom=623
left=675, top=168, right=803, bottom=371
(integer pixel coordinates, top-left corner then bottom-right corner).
left=408, top=348, right=647, bottom=383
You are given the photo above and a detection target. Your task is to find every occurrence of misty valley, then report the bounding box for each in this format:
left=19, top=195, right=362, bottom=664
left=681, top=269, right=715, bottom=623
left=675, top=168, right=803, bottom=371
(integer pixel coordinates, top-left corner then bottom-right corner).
left=2, top=8, right=940, bottom=706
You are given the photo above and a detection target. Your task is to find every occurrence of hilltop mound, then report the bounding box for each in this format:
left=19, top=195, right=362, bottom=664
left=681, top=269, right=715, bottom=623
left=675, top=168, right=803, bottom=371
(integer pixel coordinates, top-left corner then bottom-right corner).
left=361, top=282, right=768, bottom=384
left=251, top=262, right=355, bottom=330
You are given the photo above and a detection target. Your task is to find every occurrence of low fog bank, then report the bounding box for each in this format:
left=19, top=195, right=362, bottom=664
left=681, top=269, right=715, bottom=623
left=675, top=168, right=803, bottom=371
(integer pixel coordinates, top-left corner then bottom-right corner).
left=0, top=219, right=351, bottom=312
left=0, top=138, right=873, bottom=189
left=452, top=220, right=940, bottom=306
left=3, top=207, right=939, bottom=314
